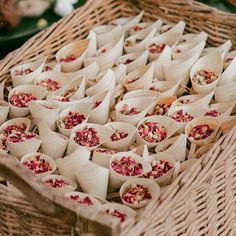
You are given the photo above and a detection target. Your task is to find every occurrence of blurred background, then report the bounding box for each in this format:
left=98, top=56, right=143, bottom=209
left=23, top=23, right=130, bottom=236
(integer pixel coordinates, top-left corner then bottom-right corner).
left=0, top=0, right=235, bottom=59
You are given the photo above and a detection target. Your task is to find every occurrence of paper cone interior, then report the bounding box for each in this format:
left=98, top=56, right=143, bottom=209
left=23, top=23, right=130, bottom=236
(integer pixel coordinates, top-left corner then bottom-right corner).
left=43, top=61, right=61, bottom=72
left=0, top=101, right=9, bottom=125
left=218, top=57, right=236, bottom=85
left=224, top=50, right=236, bottom=69
left=123, top=89, right=158, bottom=100
left=86, top=30, right=97, bottom=58
left=130, top=144, right=150, bottom=160
left=180, top=31, right=208, bottom=45
left=0, top=133, right=9, bottom=154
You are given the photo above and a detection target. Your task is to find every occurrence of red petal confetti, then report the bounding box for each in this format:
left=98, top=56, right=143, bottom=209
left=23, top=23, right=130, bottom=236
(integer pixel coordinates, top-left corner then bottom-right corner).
left=23, top=155, right=52, bottom=174
left=138, top=122, right=167, bottom=143
left=44, top=66, right=52, bottom=72
left=192, top=70, right=218, bottom=85
left=105, top=209, right=127, bottom=223
left=74, top=126, right=100, bottom=147
left=132, top=25, right=144, bottom=32
left=125, top=40, right=136, bottom=47
left=7, top=131, right=36, bottom=143
left=59, top=97, right=70, bottom=102
left=226, top=57, right=233, bottom=63
left=122, top=184, right=152, bottom=205
left=111, top=156, right=143, bottom=176
left=110, top=130, right=128, bottom=141
left=38, top=78, right=61, bottom=91
left=179, top=98, right=192, bottom=104
left=15, top=68, right=33, bottom=76
left=59, top=111, right=86, bottom=129
left=96, top=147, right=117, bottom=154
left=0, top=137, right=7, bottom=151
left=170, top=109, right=194, bottom=122
left=120, top=104, right=140, bottom=115
left=45, top=178, right=69, bottom=188
left=70, top=195, right=93, bottom=206
left=204, top=109, right=220, bottom=117
left=60, top=55, right=76, bottom=63
left=10, top=92, right=37, bottom=108
left=148, top=42, right=166, bottom=54
left=189, top=124, right=214, bottom=140
left=93, top=100, right=102, bottom=109
left=124, top=58, right=134, bottom=65
left=148, top=103, right=171, bottom=116
left=2, top=123, right=27, bottom=137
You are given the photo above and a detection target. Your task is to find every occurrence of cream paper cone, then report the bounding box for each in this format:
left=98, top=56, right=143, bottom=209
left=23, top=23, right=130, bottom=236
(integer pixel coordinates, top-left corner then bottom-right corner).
left=130, top=144, right=150, bottom=160
left=43, top=61, right=61, bottom=72
left=42, top=174, right=77, bottom=195
left=124, top=29, right=156, bottom=54
left=86, top=30, right=97, bottom=57
left=218, top=57, right=236, bottom=85
left=123, top=89, right=158, bottom=100
left=86, top=69, right=116, bottom=96
left=56, top=39, right=90, bottom=72
left=0, top=101, right=9, bottom=125
left=38, top=121, right=68, bottom=160
left=68, top=123, right=114, bottom=153
left=190, top=50, right=223, bottom=94
left=65, top=191, right=101, bottom=210
left=185, top=116, right=220, bottom=147
left=168, top=105, right=207, bottom=133
left=116, top=50, right=149, bottom=73
left=145, top=81, right=179, bottom=95
left=103, top=122, right=136, bottom=151
left=56, top=147, right=90, bottom=183
left=109, top=152, right=151, bottom=191
left=88, top=90, right=111, bottom=125
left=0, top=133, right=9, bottom=154
left=155, top=134, right=187, bottom=162
left=180, top=31, right=208, bottom=45
left=224, top=50, right=236, bottom=69
left=8, top=84, right=48, bottom=118
left=124, top=63, right=154, bottom=91
left=76, top=160, right=109, bottom=199
left=7, top=132, right=41, bottom=159
left=215, top=82, right=236, bottom=104
left=21, top=152, right=57, bottom=179
left=115, top=97, right=155, bottom=126
left=0, top=79, right=5, bottom=100
left=113, top=63, right=127, bottom=85
left=136, top=115, right=180, bottom=148
left=57, top=102, right=93, bottom=137
left=194, top=144, right=214, bottom=159
left=28, top=100, right=59, bottom=130
left=11, top=57, right=47, bottom=87
left=163, top=21, right=185, bottom=35
left=120, top=178, right=160, bottom=209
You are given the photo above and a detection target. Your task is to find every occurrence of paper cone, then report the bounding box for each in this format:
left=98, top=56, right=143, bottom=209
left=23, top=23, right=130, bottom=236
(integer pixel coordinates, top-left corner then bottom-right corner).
left=0, top=133, right=9, bottom=154
left=123, top=89, right=158, bottom=100
left=113, top=63, right=127, bottom=85
left=76, top=160, right=109, bottom=199
left=42, top=174, right=77, bottom=195
left=185, top=116, right=220, bottom=146
left=0, top=79, right=6, bottom=100
left=155, top=134, right=187, bottom=162
left=86, top=30, right=97, bottom=57
left=130, top=144, right=150, bottom=160
left=115, top=97, right=155, bottom=126
left=88, top=90, right=111, bottom=125
left=220, top=115, right=236, bottom=134
left=86, top=69, right=116, bottom=96
left=28, top=100, right=59, bottom=130
left=124, top=63, right=154, bottom=91
left=218, top=57, right=236, bottom=85
left=180, top=31, right=208, bottom=45
left=8, top=84, right=47, bottom=118
left=56, top=39, right=90, bottom=72
left=224, top=50, right=236, bottom=69
left=145, top=80, right=179, bottom=95
left=190, top=50, right=223, bottom=94
left=215, top=82, right=236, bottom=104
left=162, top=21, right=185, bottom=35
left=57, top=102, right=93, bottom=137
left=38, top=121, right=68, bottom=160
left=7, top=132, right=41, bottom=159
left=116, top=50, right=149, bottom=73
left=0, top=101, right=9, bottom=125
left=136, top=115, right=180, bottom=148
left=194, top=144, right=214, bottom=159
left=43, top=62, right=61, bottom=72
left=21, top=152, right=57, bottom=179
left=109, top=152, right=151, bottom=191
left=56, top=147, right=90, bottom=183
left=11, top=57, right=46, bottom=87
left=120, top=178, right=160, bottom=209
left=65, top=191, right=101, bottom=210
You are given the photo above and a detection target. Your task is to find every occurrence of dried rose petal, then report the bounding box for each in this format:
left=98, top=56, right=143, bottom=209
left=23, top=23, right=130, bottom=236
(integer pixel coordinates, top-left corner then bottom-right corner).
left=189, top=124, right=214, bottom=141
left=132, top=25, right=144, bottom=32
left=138, top=122, right=167, bottom=143
left=110, top=130, right=128, bottom=141
left=38, top=78, right=60, bottom=91
left=204, top=109, right=220, bottom=117
left=59, top=97, right=70, bottom=102
left=45, top=178, right=69, bottom=188
left=123, top=58, right=134, bottom=65
left=170, top=110, right=194, bottom=122
left=73, top=126, right=100, bottom=147
left=60, top=55, right=76, bottom=63
left=96, top=148, right=117, bottom=154
left=148, top=103, right=171, bottom=116
left=149, top=85, right=159, bottom=92
left=143, top=160, right=173, bottom=179
left=120, top=104, right=140, bottom=115
left=1, top=123, right=27, bottom=137
left=158, top=143, right=173, bottom=152
left=105, top=209, right=127, bottom=223
left=58, top=111, right=86, bottom=129
left=0, top=137, right=7, bottom=151
left=161, top=26, right=172, bottom=33
left=179, top=98, right=192, bottom=104
left=127, top=77, right=140, bottom=84
left=226, top=57, right=233, bottom=63
left=70, top=195, right=93, bottom=206
left=111, top=156, right=143, bottom=176
left=148, top=43, right=166, bottom=54
left=125, top=40, right=136, bottom=47
left=10, top=92, right=37, bottom=108
left=192, top=70, right=218, bottom=85
left=23, top=155, right=52, bottom=174
left=44, top=66, right=52, bottom=72
left=122, top=184, right=152, bottom=205
left=7, top=131, right=36, bottom=143
left=15, top=68, right=33, bottom=76
left=93, top=100, right=102, bottom=109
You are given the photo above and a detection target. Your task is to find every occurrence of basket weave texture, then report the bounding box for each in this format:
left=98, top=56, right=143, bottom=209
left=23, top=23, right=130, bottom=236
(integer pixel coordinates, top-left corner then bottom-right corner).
left=0, top=0, right=236, bottom=235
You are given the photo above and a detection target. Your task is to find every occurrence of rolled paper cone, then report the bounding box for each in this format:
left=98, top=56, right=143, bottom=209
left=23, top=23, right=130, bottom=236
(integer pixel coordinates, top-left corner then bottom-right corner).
left=11, top=56, right=47, bottom=87
left=128, top=22, right=151, bottom=35
left=167, top=105, right=207, bottom=133
left=86, top=30, right=97, bottom=57
left=136, top=115, right=180, bottom=148
left=76, top=161, right=109, bottom=199
left=42, top=174, right=77, bottom=195
left=28, top=100, right=59, bottom=131
left=130, top=144, right=150, bottom=160
left=215, top=82, right=236, bottom=104
left=220, top=115, right=236, bottom=134
left=43, top=62, right=61, bottom=72
left=116, top=50, right=149, bottom=73
left=8, top=84, right=48, bottom=118
left=124, top=63, right=154, bottom=91
left=86, top=69, right=116, bottom=96
left=21, top=152, right=57, bottom=179
left=56, top=39, right=90, bottom=72
left=115, top=97, right=156, bottom=126
left=145, top=80, right=179, bottom=94
left=65, top=191, right=101, bottom=210
left=119, top=178, right=160, bottom=209
left=109, top=152, right=151, bottom=192
left=160, top=82, right=180, bottom=97
left=113, top=64, right=127, bottom=85
left=155, top=134, right=187, bottom=162
left=124, top=28, right=156, bottom=54
left=103, top=122, right=136, bottom=151
left=0, top=101, right=9, bottom=125
left=38, top=121, right=68, bottom=160
left=57, top=102, right=93, bottom=137
left=88, top=90, right=111, bottom=125
left=185, top=116, right=220, bottom=147
left=224, top=50, right=236, bottom=69
left=218, top=57, right=236, bottom=85
left=0, top=79, right=6, bottom=100
left=190, top=50, right=223, bottom=94
left=180, top=31, right=208, bottom=45
left=0, top=133, right=9, bottom=154
left=180, top=159, right=199, bottom=173
left=56, top=147, right=90, bottom=184
left=0, top=117, right=31, bottom=133
left=194, top=144, right=214, bottom=159
left=7, top=133, right=41, bottom=159
left=166, top=20, right=186, bottom=35
left=123, top=89, right=158, bottom=100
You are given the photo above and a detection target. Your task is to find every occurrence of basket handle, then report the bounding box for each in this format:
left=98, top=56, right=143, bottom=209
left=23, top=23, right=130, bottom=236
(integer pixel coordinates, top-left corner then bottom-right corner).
left=0, top=153, right=120, bottom=236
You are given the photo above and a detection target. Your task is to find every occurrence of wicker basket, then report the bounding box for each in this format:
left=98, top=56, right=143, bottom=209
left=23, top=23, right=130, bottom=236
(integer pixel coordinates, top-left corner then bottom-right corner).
left=0, top=0, right=236, bottom=235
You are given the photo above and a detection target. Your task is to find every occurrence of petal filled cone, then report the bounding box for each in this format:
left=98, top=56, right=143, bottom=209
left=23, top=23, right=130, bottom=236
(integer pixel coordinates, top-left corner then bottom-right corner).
left=0, top=117, right=31, bottom=133
left=113, top=64, right=127, bottom=85
left=218, top=57, right=236, bottom=85
left=224, top=50, right=236, bottom=69
left=86, top=30, right=97, bottom=57
left=123, top=89, right=158, bottom=100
